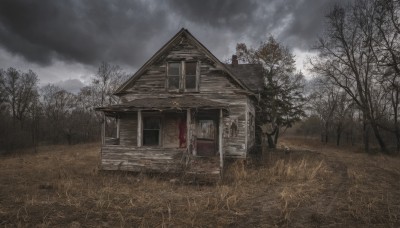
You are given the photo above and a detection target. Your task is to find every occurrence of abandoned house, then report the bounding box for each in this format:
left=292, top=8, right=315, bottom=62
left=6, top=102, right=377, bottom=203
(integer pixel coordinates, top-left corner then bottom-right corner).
left=96, top=28, right=263, bottom=178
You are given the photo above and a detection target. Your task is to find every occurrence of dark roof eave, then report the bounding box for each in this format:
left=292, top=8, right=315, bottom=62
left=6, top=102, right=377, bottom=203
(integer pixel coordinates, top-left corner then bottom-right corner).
left=96, top=106, right=229, bottom=113
left=95, top=96, right=230, bottom=112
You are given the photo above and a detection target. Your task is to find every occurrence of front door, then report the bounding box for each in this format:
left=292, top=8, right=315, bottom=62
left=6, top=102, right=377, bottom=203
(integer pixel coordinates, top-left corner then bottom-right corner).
left=196, top=119, right=216, bottom=156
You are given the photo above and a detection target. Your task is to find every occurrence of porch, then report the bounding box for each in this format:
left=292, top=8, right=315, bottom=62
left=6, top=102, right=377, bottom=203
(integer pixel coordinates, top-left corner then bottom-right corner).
left=101, top=145, right=221, bottom=179
left=96, top=97, right=227, bottom=177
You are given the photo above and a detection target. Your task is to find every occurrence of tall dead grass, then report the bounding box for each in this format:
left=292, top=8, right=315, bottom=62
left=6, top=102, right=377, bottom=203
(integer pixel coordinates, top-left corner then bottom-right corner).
left=224, top=151, right=330, bottom=223
left=0, top=144, right=252, bottom=226
left=2, top=140, right=399, bottom=226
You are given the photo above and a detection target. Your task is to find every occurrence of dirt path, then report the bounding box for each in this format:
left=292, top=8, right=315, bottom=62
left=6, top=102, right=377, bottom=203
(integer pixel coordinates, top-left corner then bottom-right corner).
left=279, top=138, right=400, bottom=227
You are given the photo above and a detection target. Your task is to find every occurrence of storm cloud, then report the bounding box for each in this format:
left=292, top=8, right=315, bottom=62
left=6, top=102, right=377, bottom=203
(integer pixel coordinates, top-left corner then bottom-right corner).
left=0, top=0, right=339, bottom=89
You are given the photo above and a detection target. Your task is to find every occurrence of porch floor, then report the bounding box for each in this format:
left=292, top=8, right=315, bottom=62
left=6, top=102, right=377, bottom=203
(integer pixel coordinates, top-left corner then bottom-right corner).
left=101, top=145, right=221, bottom=179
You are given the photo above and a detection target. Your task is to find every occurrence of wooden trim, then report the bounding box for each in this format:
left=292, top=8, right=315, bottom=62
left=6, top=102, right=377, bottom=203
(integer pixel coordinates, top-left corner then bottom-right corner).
left=141, top=111, right=163, bottom=147
left=137, top=110, right=142, bottom=147
left=245, top=103, right=248, bottom=152
left=165, top=62, right=168, bottom=92
left=116, top=115, right=120, bottom=139
left=219, top=109, right=223, bottom=172
left=196, top=60, right=200, bottom=92
left=181, top=60, right=185, bottom=92
left=183, top=61, right=200, bottom=92
left=187, top=109, right=191, bottom=154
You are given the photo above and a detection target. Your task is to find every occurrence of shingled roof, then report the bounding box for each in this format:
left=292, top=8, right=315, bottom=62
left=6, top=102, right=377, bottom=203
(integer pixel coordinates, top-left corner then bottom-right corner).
left=225, top=64, right=264, bottom=92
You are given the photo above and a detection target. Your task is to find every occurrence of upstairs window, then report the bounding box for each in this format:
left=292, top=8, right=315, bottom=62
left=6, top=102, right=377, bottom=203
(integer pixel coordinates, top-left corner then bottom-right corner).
left=185, top=62, right=197, bottom=90
left=167, top=62, right=199, bottom=91
left=167, top=63, right=181, bottom=90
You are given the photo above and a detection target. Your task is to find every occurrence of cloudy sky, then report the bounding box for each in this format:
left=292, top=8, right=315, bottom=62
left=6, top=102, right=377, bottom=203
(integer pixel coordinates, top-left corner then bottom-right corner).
left=0, top=0, right=337, bottom=93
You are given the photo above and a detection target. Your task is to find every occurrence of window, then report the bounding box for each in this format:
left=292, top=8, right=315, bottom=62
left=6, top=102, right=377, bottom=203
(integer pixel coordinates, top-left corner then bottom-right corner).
left=197, top=120, right=215, bottom=139
left=143, top=117, right=161, bottom=146
left=167, top=63, right=181, bottom=90
left=185, top=62, right=197, bottom=90
left=167, top=62, right=198, bottom=91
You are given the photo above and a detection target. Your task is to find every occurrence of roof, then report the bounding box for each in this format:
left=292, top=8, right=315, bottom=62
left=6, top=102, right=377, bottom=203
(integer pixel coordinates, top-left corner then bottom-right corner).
left=96, top=96, right=227, bottom=113
left=114, top=28, right=253, bottom=95
left=225, top=64, right=264, bottom=92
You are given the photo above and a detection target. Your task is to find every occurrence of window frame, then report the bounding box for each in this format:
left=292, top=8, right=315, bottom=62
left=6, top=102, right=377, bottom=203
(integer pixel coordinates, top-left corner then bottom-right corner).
left=142, top=115, right=162, bottom=147
left=166, top=62, right=182, bottom=92
left=166, top=61, right=199, bottom=92
left=184, top=61, right=199, bottom=92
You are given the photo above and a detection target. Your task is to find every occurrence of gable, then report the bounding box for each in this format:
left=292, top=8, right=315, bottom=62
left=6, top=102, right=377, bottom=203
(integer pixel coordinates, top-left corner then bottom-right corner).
left=114, top=28, right=252, bottom=95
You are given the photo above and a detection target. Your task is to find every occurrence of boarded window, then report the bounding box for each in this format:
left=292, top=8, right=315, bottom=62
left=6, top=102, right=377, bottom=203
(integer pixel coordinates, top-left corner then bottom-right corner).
left=185, top=62, right=197, bottom=90
left=197, top=120, right=215, bottom=139
left=168, top=63, right=181, bottom=90
left=143, top=117, right=160, bottom=146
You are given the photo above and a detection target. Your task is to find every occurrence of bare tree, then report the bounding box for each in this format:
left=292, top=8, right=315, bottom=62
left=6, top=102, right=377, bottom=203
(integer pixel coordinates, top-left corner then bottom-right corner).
left=311, top=2, right=388, bottom=152
left=92, top=61, right=127, bottom=107
left=0, top=68, right=39, bottom=129
left=41, top=84, right=76, bottom=143
left=310, top=79, right=339, bottom=144
left=371, top=0, right=400, bottom=152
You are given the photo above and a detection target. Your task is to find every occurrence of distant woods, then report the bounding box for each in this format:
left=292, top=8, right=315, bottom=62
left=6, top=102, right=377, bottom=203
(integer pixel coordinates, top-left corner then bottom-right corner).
left=0, top=62, right=128, bottom=153
left=301, top=0, right=400, bottom=153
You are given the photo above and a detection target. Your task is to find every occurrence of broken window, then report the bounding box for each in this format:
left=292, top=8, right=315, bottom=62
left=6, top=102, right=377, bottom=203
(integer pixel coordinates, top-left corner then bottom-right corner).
left=143, top=117, right=161, bottom=146
left=197, top=120, right=215, bottom=139
left=168, top=63, right=181, bottom=90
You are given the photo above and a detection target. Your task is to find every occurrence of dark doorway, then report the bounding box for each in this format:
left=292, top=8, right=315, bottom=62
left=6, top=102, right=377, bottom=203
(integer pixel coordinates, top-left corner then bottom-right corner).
left=196, top=110, right=218, bottom=156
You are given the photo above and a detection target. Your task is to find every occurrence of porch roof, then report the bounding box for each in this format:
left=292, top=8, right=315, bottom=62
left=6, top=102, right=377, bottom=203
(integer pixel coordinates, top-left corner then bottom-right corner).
left=96, top=96, right=228, bottom=113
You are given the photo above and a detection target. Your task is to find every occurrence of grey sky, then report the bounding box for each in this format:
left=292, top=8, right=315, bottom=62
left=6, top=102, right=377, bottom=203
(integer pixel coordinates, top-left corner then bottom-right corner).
left=0, top=0, right=336, bottom=92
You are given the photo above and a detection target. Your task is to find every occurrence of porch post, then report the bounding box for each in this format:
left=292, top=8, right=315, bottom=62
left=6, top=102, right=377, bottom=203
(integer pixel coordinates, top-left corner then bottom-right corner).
left=137, top=110, right=142, bottom=147
left=219, top=109, right=224, bottom=172
left=186, top=108, right=191, bottom=154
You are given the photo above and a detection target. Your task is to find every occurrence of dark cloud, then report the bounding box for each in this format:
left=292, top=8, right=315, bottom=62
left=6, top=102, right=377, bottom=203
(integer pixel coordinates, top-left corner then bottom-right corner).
left=166, top=0, right=259, bottom=32
left=0, top=0, right=340, bottom=78
left=54, top=79, right=85, bottom=94
left=0, top=0, right=169, bottom=66
left=278, top=0, right=338, bottom=50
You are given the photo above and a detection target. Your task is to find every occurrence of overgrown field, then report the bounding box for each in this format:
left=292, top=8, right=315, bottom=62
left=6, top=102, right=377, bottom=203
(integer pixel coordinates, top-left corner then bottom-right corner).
left=0, top=139, right=399, bottom=227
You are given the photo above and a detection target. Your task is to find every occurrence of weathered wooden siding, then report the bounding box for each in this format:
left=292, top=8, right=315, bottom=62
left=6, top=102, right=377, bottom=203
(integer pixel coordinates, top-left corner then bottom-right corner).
left=129, top=65, right=166, bottom=92
left=119, top=112, right=138, bottom=146
left=101, top=145, right=184, bottom=172
left=116, top=36, right=252, bottom=159
left=122, top=37, right=244, bottom=99
left=247, top=98, right=256, bottom=149
left=223, top=104, right=247, bottom=158
left=117, top=95, right=249, bottom=158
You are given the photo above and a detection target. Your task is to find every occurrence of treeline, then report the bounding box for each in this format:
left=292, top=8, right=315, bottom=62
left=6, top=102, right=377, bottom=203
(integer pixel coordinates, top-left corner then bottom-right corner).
left=0, top=62, right=127, bottom=153
left=298, top=0, right=400, bottom=153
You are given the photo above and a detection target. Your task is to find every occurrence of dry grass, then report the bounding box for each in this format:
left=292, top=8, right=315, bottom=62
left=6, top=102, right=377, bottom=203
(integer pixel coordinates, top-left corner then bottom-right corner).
left=0, top=139, right=399, bottom=227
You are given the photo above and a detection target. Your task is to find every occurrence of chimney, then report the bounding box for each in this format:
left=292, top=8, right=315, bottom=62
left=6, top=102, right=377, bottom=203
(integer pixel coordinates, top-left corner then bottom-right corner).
left=232, top=55, right=238, bottom=66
